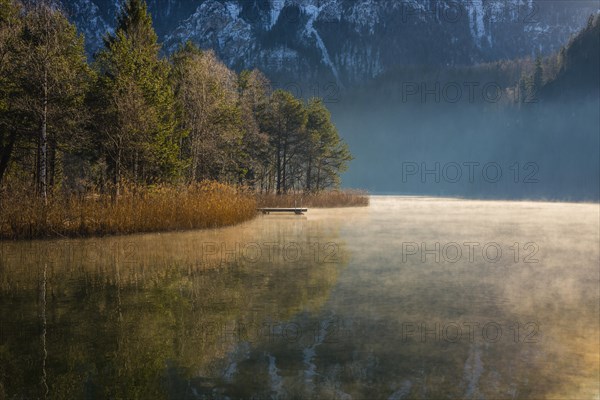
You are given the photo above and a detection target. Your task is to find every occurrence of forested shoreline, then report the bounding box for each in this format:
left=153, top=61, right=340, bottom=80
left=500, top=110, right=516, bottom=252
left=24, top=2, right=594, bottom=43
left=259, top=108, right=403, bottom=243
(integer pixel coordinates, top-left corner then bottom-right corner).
left=0, top=0, right=362, bottom=239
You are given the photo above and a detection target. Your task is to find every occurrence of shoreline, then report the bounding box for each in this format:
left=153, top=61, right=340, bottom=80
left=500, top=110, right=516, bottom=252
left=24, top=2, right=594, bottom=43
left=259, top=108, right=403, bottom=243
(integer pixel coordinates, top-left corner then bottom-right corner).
left=367, top=194, right=600, bottom=205
left=0, top=186, right=369, bottom=241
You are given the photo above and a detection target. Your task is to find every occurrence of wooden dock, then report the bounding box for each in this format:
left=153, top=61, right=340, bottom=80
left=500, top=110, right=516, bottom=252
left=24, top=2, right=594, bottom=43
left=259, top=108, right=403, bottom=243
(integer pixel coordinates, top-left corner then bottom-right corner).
left=258, top=208, right=308, bottom=215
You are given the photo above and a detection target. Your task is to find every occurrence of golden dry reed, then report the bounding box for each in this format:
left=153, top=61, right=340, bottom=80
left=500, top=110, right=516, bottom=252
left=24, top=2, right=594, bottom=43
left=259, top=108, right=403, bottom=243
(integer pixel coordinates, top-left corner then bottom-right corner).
left=258, top=190, right=370, bottom=208
left=0, top=181, right=257, bottom=240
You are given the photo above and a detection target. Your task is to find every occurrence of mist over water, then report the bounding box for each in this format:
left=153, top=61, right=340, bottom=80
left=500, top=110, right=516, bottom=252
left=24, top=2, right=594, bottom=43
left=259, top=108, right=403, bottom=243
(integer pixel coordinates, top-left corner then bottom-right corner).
left=331, top=98, right=600, bottom=200
left=1, top=197, right=598, bottom=398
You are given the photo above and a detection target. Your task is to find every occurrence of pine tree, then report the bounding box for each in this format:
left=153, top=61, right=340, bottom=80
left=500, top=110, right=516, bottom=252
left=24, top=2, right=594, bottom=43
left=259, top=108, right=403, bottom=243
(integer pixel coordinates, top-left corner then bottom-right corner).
left=0, top=0, right=22, bottom=185
left=517, top=76, right=528, bottom=104
left=93, top=0, right=182, bottom=197
left=518, top=55, right=544, bottom=105
left=304, top=98, right=352, bottom=191
left=237, top=69, right=271, bottom=189
left=261, top=90, right=307, bottom=194
left=532, top=54, right=544, bottom=99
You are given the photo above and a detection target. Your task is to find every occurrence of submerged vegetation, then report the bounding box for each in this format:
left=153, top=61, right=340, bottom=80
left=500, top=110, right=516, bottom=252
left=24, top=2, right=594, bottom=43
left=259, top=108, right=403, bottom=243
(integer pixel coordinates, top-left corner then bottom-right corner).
left=0, top=0, right=363, bottom=239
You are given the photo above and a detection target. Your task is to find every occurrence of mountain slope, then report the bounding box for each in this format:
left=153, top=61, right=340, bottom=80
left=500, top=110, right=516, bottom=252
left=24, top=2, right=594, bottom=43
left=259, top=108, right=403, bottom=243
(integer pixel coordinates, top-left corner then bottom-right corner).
left=61, top=0, right=599, bottom=85
left=541, top=13, right=600, bottom=101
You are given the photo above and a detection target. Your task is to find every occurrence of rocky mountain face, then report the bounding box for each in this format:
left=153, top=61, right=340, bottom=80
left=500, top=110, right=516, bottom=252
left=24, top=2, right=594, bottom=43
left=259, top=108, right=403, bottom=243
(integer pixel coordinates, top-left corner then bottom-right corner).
left=61, top=0, right=599, bottom=87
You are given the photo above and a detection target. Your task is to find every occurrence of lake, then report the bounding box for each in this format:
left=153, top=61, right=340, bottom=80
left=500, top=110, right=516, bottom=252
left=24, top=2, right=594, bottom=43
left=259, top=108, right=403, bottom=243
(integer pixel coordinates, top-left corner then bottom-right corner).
left=1, top=197, right=598, bottom=399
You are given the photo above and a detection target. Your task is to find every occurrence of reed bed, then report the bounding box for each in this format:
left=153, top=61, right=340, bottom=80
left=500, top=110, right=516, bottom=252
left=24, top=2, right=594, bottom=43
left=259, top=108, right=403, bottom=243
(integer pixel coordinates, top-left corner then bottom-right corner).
left=0, top=181, right=257, bottom=240
left=257, top=190, right=370, bottom=208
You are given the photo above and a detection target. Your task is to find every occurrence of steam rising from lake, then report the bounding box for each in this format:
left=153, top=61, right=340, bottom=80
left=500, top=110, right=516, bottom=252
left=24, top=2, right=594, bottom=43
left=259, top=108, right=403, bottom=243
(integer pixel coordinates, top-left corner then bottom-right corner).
left=0, top=197, right=598, bottom=398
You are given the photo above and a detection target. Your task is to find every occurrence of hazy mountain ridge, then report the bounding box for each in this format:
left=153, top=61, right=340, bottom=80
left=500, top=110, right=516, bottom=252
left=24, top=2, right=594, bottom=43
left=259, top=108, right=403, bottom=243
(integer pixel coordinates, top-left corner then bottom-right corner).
left=326, top=14, right=599, bottom=198
left=60, top=0, right=598, bottom=85
left=540, top=13, right=600, bottom=101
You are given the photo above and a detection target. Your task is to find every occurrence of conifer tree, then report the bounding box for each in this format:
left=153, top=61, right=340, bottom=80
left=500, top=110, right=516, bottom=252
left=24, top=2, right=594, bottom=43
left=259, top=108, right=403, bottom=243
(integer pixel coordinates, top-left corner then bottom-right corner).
left=261, top=89, right=307, bottom=194
left=0, top=0, right=22, bottom=184
left=94, top=0, right=182, bottom=196
left=237, top=69, right=271, bottom=189
left=304, top=98, right=352, bottom=191
left=531, top=54, right=544, bottom=98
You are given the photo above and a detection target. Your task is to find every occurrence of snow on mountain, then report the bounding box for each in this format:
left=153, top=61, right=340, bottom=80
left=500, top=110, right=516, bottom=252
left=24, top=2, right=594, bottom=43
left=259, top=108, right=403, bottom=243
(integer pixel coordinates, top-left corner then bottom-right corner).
left=60, top=0, right=599, bottom=86
left=301, top=3, right=343, bottom=86
left=164, top=0, right=253, bottom=60
left=62, top=0, right=112, bottom=55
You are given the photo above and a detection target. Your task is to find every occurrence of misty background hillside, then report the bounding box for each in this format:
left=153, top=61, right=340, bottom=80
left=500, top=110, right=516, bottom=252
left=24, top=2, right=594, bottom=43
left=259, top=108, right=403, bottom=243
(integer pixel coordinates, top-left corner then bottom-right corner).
left=331, top=13, right=599, bottom=200
left=60, top=0, right=600, bottom=200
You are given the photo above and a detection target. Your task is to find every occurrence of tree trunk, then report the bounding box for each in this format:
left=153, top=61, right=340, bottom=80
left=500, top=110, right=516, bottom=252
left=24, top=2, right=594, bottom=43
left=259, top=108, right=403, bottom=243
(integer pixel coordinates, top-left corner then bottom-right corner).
left=282, top=139, right=288, bottom=194
left=39, top=68, right=48, bottom=203
left=48, top=136, right=56, bottom=189
left=191, top=142, right=198, bottom=182
left=113, top=138, right=122, bottom=203
left=191, top=152, right=197, bottom=182
left=306, top=158, right=312, bottom=192
left=316, top=163, right=322, bottom=192
left=0, top=131, right=17, bottom=185
left=133, top=150, right=138, bottom=183
left=276, top=143, right=282, bottom=195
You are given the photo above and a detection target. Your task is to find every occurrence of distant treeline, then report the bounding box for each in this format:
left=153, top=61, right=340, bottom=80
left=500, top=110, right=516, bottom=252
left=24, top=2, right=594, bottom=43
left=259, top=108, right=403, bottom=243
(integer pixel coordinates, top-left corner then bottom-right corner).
left=350, top=13, right=599, bottom=106
left=0, top=0, right=352, bottom=201
left=332, top=14, right=598, bottom=199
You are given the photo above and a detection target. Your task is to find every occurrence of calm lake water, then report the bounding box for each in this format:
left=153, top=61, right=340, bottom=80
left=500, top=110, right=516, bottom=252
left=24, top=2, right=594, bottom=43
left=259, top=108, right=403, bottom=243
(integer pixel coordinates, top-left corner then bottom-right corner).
left=1, top=197, right=598, bottom=399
